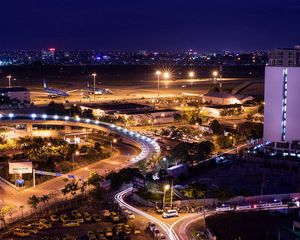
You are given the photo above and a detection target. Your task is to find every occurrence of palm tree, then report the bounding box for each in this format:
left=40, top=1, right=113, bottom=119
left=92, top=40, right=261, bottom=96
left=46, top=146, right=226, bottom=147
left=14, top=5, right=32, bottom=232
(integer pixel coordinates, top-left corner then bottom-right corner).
left=28, top=195, right=40, bottom=211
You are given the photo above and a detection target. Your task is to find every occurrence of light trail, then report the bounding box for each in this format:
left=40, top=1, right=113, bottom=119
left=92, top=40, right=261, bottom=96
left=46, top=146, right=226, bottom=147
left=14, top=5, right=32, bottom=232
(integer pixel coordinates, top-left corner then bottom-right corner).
left=114, top=187, right=180, bottom=240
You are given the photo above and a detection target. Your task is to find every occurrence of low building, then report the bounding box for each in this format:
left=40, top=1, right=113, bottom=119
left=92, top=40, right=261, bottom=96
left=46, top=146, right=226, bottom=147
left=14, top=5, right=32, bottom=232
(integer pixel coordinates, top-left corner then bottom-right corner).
left=166, top=164, right=188, bottom=179
left=0, top=87, right=30, bottom=103
left=203, top=91, right=253, bottom=105
left=202, top=104, right=258, bottom=118
left=115, top=109, right=181, bottom=125
left=80, top=103, right=153, bottom=117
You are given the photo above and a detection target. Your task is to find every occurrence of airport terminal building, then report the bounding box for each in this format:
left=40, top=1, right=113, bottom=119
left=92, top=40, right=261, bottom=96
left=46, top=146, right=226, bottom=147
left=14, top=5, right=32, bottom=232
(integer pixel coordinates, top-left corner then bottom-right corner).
left=264, top=47, right=300, bottom=152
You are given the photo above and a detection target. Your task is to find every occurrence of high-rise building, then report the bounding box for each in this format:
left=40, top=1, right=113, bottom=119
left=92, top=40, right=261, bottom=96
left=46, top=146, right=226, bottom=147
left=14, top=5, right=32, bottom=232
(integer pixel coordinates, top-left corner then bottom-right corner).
left=268, top=46, right=300, bottom=67
left=264, top=47, right=300, bottom=152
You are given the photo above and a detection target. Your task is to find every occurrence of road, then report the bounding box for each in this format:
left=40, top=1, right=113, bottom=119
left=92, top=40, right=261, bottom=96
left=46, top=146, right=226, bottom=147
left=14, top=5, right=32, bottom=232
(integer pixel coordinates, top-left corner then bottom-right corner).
left=114, top=187, right=203, bottom=240
left=0, top=142, right=138, bottom=213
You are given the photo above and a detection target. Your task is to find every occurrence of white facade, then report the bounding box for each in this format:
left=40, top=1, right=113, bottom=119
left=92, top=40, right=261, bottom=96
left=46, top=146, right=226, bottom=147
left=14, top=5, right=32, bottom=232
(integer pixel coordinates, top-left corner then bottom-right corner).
left=203, top=92, right=253, bottom=105
left=264, top=67, right=300, bottom=151
left=0, top=87, right=30, bottom=103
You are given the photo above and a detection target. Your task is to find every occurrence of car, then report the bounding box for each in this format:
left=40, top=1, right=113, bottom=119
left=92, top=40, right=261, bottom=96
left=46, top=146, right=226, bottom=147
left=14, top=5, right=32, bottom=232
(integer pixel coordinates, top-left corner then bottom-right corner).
left=60, top=214, right=69, bottom=223
left=96, top=230, right=105, bottom=238
left=127, top=211, right=135, bottom=220
left=50, top=214, right=60, bottom=222
left=30, top=222, right=44, bottom=230
left=92, top=214, right=101, bottom=222
left=101, top=209, right=110, bottom=217
left=61, top=234, right=73, bottom=240
left=39, top=218, right=52, bottom=229
left=105, top=228, right=113, bottom=237
left=62, top=220, right=80, bottom=227
left=72, top=210, right=82, bottom=218
left=87, top=231, right=97, bottom=240
left=162, top=209, right=178, bottom=218
left=149, top=222, right=156, bottom=232
left=110, top=211, right=120, bottom=222
left=20, top=225, right=39, bottom=234
left=83, top=212, right=92, bottom=222
left=133, top=228, right=141, bottom=234
left=215, top=203, right=234, bottom=211
left=155, top=209, right=164, bottom=214
left=13, top=228, right=31, bottom=237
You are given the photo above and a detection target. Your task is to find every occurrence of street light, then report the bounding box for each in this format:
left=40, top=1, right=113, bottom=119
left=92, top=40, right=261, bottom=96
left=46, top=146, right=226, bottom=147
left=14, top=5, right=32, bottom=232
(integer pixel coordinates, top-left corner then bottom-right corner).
left=72, top=150, right=80, bottom=170
left=212, top=71, right=218, bottom=78
left=6, top=75, right=15, bottom=88
left=111, top=138, right=117, bottom=153
left=188, top=71, right=195, bottom=78
left=91, top=73, right=97, bottom=100
left=156, top=70, right=161, bottom=97
left=163, top=72, right=170, bottom=80
left=163, top=184, right=170, bottom=210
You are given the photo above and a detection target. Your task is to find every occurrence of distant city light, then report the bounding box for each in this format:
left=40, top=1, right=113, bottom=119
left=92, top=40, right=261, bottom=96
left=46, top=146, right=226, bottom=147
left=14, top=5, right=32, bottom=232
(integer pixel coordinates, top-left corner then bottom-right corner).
left=188, top=71, right=195, bottom=78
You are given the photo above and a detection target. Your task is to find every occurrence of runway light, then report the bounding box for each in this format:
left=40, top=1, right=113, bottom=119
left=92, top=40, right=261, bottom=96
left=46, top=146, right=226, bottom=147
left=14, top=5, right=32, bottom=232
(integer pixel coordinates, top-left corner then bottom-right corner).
left=8, top=113, right=14, bottom=118
left=31, top=113, right=37, bottom=119
left=42, top=114, right=47, bottom=119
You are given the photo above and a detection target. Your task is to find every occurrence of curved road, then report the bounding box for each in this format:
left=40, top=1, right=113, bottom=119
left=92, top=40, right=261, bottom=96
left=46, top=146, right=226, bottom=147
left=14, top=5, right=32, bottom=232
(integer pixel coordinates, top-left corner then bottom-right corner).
left=0, top=114, right=160, bottom=221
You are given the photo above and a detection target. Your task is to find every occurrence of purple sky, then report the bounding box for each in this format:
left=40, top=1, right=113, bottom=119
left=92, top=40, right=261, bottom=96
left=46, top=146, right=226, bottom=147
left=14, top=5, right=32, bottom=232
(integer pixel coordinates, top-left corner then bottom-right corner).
left=1, top=0, right=300, bottom=51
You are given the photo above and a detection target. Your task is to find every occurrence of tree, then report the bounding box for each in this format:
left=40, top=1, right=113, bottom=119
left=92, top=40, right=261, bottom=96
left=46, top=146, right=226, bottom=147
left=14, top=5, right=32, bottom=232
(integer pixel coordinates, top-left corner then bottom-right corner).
left=216, top=135, right=232, bottom=149
left=46, top=101, right=66, bottom=115
left=173, top=113, right=182, bottom=122
left=0, top=205, right=16, bottom=225
left=28, top=195, right=40, bottom=210
left=87, top=170, right=103, bottom=188
left=210, top=120, right=223, bottom=135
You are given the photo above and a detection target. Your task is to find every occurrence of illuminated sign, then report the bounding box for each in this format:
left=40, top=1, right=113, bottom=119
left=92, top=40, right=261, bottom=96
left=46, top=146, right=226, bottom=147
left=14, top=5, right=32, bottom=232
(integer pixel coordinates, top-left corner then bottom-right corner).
left=9, top=162, right=32, bottom=174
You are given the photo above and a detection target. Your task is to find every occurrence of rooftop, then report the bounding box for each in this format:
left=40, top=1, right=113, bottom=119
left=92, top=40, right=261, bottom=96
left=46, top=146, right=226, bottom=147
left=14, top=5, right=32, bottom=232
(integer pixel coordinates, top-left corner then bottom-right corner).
left=0, top=87, right=29, bottom=93
left=81, top=103, right=153, bottom=112
left=204, top=91, right=252, bottom=100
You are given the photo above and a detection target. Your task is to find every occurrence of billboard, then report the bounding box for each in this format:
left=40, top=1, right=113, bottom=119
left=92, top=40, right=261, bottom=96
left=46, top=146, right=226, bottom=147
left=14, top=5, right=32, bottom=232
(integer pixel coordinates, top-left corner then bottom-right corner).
left=9, top=162, right=32, bottom=174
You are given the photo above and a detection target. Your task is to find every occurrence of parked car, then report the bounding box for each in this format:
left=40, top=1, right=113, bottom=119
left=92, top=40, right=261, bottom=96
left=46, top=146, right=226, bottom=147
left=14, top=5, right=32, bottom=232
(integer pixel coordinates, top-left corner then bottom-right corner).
left=13, top=228, right=31, bottom=237
left=39, top=219, right=52, bottom=229
left=62, top=220, right=80, bottom=228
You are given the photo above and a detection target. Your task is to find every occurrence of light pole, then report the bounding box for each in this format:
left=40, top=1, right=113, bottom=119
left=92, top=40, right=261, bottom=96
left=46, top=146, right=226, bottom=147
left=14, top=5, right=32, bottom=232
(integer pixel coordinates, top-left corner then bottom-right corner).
left=163, top=157, right=168, bottom=168
left=6, top=75, right=14, bottom=88
left=163, top=184, right=170, bottom=210
left=111, top=138, right=117, bottom=154
left=156, top=71, right=161, bottom=98
left=170, top=180, right=174, bottom=209
left=72, top=150, right=80, bottom=171
left=91, top=72, right=97, bottom=101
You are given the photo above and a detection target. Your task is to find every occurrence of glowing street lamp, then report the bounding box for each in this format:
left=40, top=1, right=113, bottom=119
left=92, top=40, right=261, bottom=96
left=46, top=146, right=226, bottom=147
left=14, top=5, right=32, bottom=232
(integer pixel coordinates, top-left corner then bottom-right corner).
left=111, top=138, right=117, bottom=153
left=188, top=71, right=195, bottom=78
left=212, top=71, right=218, bottom=78
left=163, top=72, right=170, bottom=80
left=91, top=72, right=97, bottom=100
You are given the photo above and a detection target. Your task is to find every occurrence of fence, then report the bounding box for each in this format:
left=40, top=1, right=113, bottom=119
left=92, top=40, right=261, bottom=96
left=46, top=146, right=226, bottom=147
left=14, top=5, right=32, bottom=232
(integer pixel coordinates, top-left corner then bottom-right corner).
left=0, top=175, right=19, bottom=191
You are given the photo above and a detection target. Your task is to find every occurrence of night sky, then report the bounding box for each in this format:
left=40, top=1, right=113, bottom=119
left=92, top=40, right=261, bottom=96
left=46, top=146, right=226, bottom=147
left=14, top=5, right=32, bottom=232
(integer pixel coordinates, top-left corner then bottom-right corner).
left=1, top=0, right=300, bottom=51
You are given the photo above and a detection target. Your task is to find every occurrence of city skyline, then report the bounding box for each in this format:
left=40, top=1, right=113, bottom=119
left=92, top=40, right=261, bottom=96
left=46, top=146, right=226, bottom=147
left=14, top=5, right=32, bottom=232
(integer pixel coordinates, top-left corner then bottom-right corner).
left=1, top=0, right=300, bottom=51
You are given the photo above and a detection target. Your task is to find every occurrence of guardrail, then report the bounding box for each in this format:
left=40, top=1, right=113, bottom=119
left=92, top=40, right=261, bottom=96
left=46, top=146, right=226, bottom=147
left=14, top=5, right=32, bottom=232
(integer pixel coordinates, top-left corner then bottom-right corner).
left=0, top=176, right=19, bottom=191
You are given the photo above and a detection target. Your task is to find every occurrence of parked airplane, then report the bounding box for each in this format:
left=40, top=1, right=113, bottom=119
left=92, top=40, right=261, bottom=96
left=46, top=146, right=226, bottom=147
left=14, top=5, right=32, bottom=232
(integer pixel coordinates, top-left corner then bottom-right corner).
left=85, top=82, right=112, bottom=95
left=43, top=80, right=70, bottom=98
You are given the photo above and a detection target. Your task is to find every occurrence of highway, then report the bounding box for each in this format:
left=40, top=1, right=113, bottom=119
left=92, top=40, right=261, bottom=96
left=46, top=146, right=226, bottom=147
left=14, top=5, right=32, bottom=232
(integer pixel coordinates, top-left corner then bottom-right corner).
left=0, top=114, right=161, bottom=225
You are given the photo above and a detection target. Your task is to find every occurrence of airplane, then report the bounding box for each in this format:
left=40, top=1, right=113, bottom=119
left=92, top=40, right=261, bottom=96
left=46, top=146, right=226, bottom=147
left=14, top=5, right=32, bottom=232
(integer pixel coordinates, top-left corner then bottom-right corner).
left=85, top=82, right=112, bottom=95
left=43, top=79, right=70, bottom=98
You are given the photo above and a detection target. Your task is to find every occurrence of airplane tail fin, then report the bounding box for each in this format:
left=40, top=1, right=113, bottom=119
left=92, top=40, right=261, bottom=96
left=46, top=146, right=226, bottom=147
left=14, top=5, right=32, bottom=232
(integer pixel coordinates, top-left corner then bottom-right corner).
left=43, top=79, right=47, bottom=89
